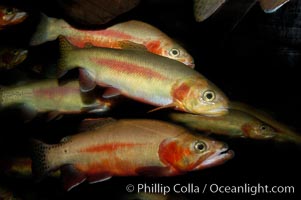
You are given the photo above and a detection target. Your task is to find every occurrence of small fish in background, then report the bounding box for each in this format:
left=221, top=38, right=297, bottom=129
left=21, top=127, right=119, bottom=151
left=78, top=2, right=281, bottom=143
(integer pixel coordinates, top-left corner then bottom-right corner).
left=230, top=101, right=301, bottom=144
left=170, top=110, right=277, bottom=140
left=0, top=157, right=32, bottom=179
left=0, top=184, right=22, bottom=200
left=57, top=37, right=228, bottom=116
left=31, top=119, right=234, bottom=191
left=193, top=0, right=226, bottom=22
left=0, top=157, right=60, bottom=179
left=0, top=79, right=111, bottom=121
left=0, top=47, right=28, bottom=70
left=0, top=5, right=28, bottom=30
left=56, top=0, right=140, bottom=26
left=121, top=192, right=189, bottom=200
left=30, top=14, right=194, bottom=67
left=193, top=0, right=290, bottom=22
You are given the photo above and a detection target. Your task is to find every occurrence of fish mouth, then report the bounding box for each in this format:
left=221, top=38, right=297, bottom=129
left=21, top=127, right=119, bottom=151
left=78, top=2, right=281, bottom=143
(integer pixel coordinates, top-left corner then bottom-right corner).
left=196, top=146, right=234, bottom=170
left=203, top=107, right=229, bottom=117
left=187, top=63, right=195, bottom=68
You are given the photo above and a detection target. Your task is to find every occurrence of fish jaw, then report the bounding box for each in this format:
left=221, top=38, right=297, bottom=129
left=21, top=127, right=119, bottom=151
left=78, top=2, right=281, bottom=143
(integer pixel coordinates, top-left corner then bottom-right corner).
left=159, top=133, right=234, bottom=174
left=194, top=147, right=234, bottom=170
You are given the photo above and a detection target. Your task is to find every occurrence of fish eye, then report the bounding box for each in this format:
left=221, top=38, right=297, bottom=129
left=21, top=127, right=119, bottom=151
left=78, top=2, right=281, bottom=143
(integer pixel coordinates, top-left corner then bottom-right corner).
left=4, top=8, right=14, bottom=15
left=194, top=141, right=207, bottom=153
left=12, top=50, right=19, bottom=55
left=169, top=48, right=180, bottom=57
left=260, top=125, right=267, bottom=130
left=202, top=90, right=216, bottom=102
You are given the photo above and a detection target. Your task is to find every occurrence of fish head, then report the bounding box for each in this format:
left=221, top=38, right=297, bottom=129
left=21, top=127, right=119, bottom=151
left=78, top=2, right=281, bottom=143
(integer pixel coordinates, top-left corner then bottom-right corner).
left=241, top=120, right=277, bottom=139
left=172, top=78, right=229, bottom=116
left=160, top=43, right=195, bottom=68
left=159, top=133, right=234, bottom=172
left=0, top=6, right=28, bottom=26
left=0, top=48, right=28, bottom=69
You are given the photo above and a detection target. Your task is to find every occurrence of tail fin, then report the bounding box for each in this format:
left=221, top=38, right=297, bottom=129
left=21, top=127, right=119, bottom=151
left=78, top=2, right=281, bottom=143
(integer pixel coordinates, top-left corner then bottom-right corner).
left=57, top=36, right=77, bottom=78
left=30, top=139, right=54, bottom=181
left=30, top=13, right=61, bottom=46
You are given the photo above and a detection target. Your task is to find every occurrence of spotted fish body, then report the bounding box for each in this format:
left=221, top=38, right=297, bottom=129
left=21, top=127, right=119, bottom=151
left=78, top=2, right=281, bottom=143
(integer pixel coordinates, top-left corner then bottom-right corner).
left=30, top=14, right=195, bottom=67
left=170, top=110, right=277, bottom=139
left=31, top=119, right=234, bottom=191
left=58, top=38, right=228, bottom=116
left=0, top=79, right=110, bottom=120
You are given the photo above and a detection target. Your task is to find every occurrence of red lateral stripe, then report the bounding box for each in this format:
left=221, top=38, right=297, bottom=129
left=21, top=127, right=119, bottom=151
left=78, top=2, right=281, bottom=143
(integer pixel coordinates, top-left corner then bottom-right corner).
left=80, top=143, right=145, bottom=153
left=77, top=29, right=134, bottom=40
left=34, top=87, right=79, bottom=98
left=90, top=58, right=168, bottom=81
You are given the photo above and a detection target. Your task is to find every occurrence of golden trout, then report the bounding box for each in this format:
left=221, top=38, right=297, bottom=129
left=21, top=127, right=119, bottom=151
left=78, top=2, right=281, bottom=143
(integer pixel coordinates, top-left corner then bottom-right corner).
left=0, top=5, right=28, bottom=30
left=30, top=14, right=194, bottom=67
left=230, top=102, right=301, bottom=144
left=58, top=37, right=228, bottom=116
left=0, top=79, right=110, bottom=120
left=170, top=110, right=277, bottom=140
left=31, top=118, right=234, bottom=191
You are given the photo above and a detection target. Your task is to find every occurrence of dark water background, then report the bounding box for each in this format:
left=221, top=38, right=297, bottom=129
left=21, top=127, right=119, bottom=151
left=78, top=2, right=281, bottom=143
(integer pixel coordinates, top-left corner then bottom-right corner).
left=0, top=0, right=300, bottom=199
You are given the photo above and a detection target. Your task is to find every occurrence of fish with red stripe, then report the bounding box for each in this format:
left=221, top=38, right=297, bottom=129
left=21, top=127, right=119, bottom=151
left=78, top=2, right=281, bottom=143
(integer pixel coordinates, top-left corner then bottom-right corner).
left=58, top=37, right=228, bottom=116
left=30, top=13, right=194, bottom=67
left=31, top=118, right=234, bottom=191
left=0, top=79, right=111, bottom=121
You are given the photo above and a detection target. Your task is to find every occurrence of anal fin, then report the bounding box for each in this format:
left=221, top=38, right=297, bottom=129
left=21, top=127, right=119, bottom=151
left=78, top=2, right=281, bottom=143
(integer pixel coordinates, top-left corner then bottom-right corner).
left=60, top=165, right=87, bottom=191
left=102, top=87, right=121, bottom=98
left=79, top=68, right=97, bottom=92
left=87, top=173, right=112, bottom=184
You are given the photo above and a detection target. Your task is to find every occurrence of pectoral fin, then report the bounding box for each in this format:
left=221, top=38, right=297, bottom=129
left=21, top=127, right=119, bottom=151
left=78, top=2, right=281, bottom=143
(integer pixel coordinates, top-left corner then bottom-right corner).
left=135, top=166, right=173, bottom=176
left=87, top=174, right=112, bottom=184
left=147, top=104, right=176, bottom=113
left=259, top=0, right=289, bottom=13
left=102, top=87, right=121, bottom=98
